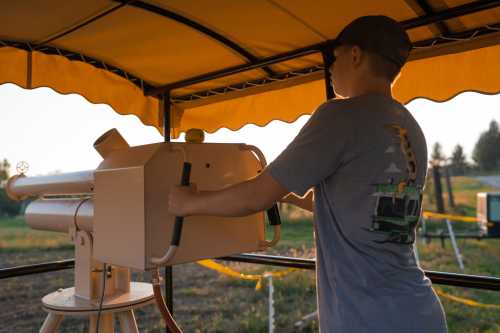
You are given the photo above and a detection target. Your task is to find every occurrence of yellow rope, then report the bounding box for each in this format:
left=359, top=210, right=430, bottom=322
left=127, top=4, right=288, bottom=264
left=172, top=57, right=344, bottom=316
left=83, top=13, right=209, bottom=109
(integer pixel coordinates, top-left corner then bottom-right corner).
left=197, top=259, right=297, bottom=290
left=435, top=288, right=500, bottom=309
left=197, top=261, right=500, bottom=311
left=197, top=260, right=500, bottom=310
left=423, top=211, right=478, bottom=223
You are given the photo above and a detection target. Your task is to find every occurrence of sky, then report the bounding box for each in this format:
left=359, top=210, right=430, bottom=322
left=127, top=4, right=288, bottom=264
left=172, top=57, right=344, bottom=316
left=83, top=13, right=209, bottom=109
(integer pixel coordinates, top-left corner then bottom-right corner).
left=0, top=82, right=499, bottom=176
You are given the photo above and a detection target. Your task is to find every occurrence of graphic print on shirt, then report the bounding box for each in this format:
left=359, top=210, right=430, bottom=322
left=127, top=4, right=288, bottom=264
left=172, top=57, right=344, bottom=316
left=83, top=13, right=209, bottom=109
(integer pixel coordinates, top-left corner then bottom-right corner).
left=367, top=124, right=423, bottom=244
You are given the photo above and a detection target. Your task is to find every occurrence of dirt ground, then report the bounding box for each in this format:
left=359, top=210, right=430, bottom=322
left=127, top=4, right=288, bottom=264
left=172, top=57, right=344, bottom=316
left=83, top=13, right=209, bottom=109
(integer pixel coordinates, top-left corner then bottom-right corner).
left=1, top=247, right=317, bottom=332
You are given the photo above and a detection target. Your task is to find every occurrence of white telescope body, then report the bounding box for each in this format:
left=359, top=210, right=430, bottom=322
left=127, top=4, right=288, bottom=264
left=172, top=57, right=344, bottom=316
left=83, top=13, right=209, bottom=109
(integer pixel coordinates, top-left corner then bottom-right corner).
left=8, top=129, right=271, bottom=271
left=6, top=171, right=94, bottom=200
left=25, top=198, right=93, bottom=233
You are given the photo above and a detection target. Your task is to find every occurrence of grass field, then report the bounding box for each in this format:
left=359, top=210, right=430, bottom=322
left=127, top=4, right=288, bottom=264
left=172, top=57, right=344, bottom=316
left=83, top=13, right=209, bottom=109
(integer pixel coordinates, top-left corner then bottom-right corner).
left=424, top=176, right=498, bottom=217
left=1, top=176, right=500, bottom=332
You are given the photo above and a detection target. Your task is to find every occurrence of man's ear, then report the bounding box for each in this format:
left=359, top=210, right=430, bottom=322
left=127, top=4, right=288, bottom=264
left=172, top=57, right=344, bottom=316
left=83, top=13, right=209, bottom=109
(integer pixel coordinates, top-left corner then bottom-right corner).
left=351, top=45, right=363, bottom=68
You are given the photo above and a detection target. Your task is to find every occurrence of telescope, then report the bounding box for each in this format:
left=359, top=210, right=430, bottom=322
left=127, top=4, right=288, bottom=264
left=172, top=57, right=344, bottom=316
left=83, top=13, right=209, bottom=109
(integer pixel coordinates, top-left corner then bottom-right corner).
left=7, top=128, right=281, bottom=333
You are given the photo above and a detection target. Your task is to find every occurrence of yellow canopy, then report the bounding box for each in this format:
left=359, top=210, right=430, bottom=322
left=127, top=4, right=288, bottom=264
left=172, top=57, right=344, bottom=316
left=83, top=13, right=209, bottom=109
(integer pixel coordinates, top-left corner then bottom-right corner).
left=1, top=1, right=499, bottom=137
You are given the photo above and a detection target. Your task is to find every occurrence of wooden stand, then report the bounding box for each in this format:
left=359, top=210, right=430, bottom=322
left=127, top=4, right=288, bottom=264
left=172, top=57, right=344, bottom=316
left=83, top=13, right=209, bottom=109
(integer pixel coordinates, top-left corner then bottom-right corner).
left=38, top=229, right=155, bottom=333
left=40, top=282, right=154, bottom=333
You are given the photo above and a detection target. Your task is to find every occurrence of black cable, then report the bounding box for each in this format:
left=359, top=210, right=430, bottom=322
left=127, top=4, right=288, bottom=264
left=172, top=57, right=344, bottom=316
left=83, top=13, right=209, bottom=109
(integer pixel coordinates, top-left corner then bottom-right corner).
left=96, top=263, right=107, bottom=332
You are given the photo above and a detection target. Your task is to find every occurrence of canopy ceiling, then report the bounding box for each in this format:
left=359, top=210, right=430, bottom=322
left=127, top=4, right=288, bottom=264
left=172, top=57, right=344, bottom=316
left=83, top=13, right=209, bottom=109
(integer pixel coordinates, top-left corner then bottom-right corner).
left=1, top=0, right=499, bottom=137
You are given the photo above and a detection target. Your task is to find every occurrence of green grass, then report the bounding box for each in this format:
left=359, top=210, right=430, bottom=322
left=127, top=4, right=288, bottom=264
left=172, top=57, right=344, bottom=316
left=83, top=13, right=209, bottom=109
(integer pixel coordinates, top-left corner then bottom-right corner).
left=424, top=176, right=497, bottom=217
left=266, top=218, right=314, bottom=250
left=422, top=175, right=499, bottom=234
left=0, top=217, right=71, bottom=251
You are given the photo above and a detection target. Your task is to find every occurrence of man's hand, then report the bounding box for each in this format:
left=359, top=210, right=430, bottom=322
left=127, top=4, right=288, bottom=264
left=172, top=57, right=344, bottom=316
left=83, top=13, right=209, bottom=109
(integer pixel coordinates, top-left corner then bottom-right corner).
left=168, top=183, right=198, bottom=217
left=280, top=189, right=314, bottom=212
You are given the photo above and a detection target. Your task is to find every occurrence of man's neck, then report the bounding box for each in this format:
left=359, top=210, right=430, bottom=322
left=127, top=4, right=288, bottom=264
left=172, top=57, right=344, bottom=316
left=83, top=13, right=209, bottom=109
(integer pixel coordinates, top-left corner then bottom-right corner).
left=349, top=78, right=392, bottom=99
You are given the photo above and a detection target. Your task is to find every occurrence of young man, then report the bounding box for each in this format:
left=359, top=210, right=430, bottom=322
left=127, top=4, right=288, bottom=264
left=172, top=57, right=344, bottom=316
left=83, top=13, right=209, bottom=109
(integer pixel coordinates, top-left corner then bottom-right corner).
left=168, top=16, right=447, bottom=333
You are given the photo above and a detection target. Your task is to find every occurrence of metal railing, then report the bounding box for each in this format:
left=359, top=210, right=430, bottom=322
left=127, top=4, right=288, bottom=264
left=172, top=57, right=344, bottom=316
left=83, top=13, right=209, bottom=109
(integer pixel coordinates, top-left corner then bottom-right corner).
left=2, top=253, right=500, bottom=292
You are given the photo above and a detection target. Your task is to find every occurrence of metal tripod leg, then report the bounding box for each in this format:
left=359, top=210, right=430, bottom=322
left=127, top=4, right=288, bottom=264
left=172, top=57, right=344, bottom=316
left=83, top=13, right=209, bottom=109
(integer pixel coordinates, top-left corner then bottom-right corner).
left=118, top=310, right=139, bottom=333
left=40, top=313, right=64, bottom=333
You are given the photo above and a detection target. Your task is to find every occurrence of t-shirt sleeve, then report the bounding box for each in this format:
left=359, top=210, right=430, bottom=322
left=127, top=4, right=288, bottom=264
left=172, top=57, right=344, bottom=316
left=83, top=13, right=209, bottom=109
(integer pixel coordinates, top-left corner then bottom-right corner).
left=267, top=102, right=352, bottom=196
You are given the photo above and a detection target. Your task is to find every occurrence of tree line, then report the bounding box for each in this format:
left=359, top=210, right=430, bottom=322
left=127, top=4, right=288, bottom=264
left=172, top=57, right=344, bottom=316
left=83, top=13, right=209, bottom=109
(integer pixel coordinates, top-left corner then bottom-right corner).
left=0, top=158, right=22, bottom=217
left=431, top=120, right=500, bottom=175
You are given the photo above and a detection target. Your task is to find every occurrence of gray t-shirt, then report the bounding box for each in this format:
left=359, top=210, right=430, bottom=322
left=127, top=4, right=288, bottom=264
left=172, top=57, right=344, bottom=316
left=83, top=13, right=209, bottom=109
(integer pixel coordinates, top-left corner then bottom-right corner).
left=268, top=94, right=447, bottom=333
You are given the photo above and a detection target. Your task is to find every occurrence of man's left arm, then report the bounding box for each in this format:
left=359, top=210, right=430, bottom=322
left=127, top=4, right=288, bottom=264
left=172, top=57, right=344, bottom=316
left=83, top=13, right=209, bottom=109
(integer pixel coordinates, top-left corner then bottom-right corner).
left=168, top=170, right=289, bottom=217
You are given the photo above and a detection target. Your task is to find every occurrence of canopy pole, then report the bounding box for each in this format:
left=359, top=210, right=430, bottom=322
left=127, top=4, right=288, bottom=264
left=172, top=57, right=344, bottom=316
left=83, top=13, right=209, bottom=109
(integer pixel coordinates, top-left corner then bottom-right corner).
left=162, top=91, right=174, bottom=333
left=163, top=92, right=171, bottom=143
left=413, top=0, right=450, bottom=35
left=321, top=48, right=335, bottom=100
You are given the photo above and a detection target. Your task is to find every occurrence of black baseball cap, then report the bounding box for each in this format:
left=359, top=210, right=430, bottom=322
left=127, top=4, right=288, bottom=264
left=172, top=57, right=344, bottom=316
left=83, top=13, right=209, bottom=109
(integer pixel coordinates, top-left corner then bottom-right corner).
left=336, top=15, right=412, bottom=67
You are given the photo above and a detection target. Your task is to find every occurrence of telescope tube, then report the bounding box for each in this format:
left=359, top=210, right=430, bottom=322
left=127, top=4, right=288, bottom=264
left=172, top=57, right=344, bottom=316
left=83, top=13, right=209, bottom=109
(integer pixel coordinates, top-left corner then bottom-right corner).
left=26, top=198, right=93, bottom=233
left=6, top=171, right=94, bottom=201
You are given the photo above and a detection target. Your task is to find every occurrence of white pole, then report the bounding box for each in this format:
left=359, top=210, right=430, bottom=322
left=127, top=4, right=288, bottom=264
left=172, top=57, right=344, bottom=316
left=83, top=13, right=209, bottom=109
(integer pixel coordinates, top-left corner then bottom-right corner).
left=268, top=275, right=274, bottom=333
left=445, top=218, right=465, bottom=271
